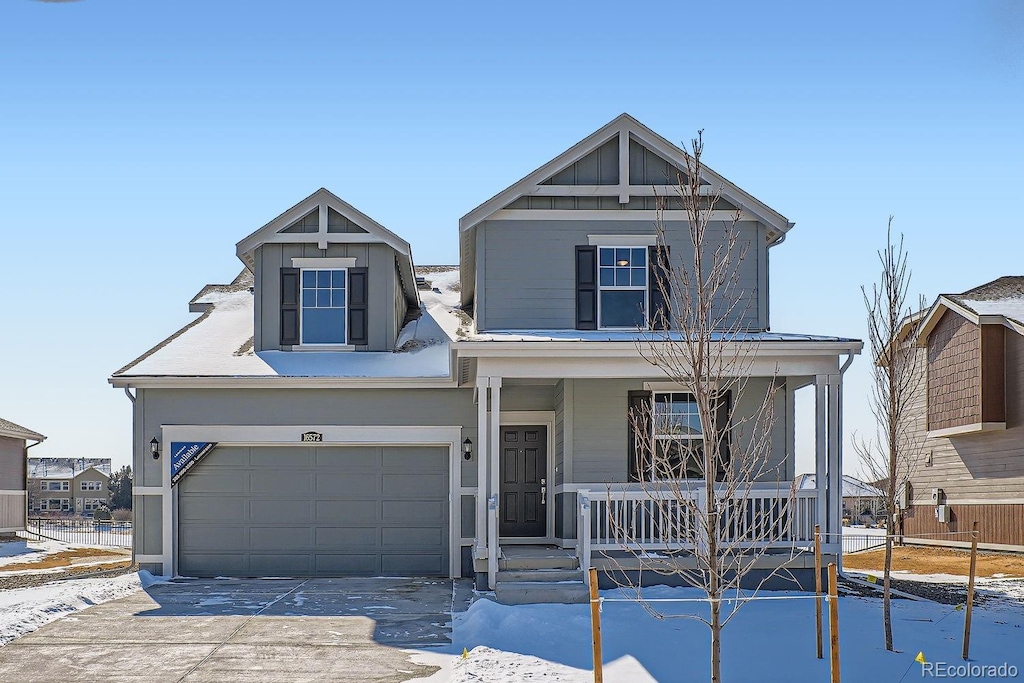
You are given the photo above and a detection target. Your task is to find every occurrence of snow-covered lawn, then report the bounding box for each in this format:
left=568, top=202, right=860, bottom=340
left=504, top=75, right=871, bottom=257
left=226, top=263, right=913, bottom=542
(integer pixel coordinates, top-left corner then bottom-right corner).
left=413, top=584, right=1024, bottom=683
left=0, top=571, right=164, bottom=646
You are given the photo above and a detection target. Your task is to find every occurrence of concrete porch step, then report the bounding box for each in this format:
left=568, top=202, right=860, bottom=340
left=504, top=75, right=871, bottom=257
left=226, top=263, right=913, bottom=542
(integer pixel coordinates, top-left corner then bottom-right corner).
left=495, top=569, right=584, bottom=583
left=494, top=580, right=589, bottom=605
left=498, top=546, right=578, bottom=571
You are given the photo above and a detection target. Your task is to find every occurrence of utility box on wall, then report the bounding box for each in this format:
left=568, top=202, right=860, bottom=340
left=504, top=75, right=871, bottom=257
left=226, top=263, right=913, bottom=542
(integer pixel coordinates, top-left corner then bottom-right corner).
left=935, top=504, right=951, bottom=523
left=931, top=488, right=945, bottom=505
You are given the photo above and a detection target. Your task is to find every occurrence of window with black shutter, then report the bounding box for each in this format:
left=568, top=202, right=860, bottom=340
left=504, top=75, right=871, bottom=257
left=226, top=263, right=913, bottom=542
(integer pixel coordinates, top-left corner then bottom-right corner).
left=347, top=267, right=368, bottom=346
left=629, top=389, right=732, bottom=481
left=576, top=246, right=597, bottom=330
left=280, top=268, right=300, bottom=346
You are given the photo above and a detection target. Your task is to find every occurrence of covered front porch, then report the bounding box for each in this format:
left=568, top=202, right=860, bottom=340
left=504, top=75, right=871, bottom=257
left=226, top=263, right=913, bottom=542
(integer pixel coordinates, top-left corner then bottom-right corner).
left=460, top=340, right=856, bottom=591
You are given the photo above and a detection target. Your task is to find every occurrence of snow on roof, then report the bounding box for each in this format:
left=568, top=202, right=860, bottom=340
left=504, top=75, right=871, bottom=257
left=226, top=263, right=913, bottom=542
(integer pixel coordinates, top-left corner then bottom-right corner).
left=462, top=330, right=860, bottom=344
left=0, top=418, right=44, bottom=442
left=946, top=277, right=1024, bottom=327
left=795, top=474, right=884, bottom=498
left=114, top=268, right=461, bottom=380
left=28, top=458, right=112, bottom=479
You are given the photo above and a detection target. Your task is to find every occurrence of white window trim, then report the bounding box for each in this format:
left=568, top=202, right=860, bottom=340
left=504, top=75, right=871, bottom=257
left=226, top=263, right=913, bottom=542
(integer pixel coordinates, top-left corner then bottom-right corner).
left=298, top=267, right=350, bottom=347
left=596, top=245, right=649, bottom=330
left=651, top=391, right=705, bottom=481
left=291, top=257, right=358, bottom=268
left=588, top=234, right=658, bottom=246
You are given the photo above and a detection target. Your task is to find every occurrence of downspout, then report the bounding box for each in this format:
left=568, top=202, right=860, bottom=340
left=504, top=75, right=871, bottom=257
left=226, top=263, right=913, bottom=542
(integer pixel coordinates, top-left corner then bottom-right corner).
left=764, top=225, right=789, bottom=331
left=836, top=350, right=854, bottom=574
left=123, top=387, right=136, bottom=570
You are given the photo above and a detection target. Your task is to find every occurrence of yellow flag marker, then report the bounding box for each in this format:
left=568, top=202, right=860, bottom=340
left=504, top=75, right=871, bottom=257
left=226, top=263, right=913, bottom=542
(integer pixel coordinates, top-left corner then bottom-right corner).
left=955, top=604, right=964, bottom=611
left=866, top=574, right=878, bottom=584
left=461, top=648, right=469, bottom=659
left=915, top=652, right=927, bottom=664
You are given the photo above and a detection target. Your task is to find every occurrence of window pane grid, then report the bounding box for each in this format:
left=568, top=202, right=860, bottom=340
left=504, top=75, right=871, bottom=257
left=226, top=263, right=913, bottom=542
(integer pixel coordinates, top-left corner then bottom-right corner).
left=300, top=268, right=347, bottom=345
left=651, top=392, right=705, bottom=480
left=598, top=246, right=648, bottom=328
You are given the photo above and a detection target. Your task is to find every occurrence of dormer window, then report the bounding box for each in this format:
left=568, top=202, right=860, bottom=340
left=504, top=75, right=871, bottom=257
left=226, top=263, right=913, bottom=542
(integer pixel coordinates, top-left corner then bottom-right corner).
left=301, top=269, right=347, bottom=345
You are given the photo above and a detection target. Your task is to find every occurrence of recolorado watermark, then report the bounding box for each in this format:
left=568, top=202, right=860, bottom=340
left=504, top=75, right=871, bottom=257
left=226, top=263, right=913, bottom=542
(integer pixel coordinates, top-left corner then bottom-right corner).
left=922, top=662, right=1019, bottom=678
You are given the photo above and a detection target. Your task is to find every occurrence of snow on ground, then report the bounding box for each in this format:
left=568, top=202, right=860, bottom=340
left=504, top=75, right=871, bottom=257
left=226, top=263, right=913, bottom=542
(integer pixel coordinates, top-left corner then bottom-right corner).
left=417, top=585, right=1024, bottom=682
left=0, top=571, right=166, bottom=646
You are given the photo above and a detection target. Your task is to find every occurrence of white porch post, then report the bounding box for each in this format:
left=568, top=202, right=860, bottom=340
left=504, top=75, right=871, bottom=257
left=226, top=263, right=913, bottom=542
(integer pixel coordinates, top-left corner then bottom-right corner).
left=487, top=377, right=502, bottom=590
left=475, top=377, right=489, bottom=561
left=828, top=373, right=843, bottom=561
left=814, top=375, right=829, bottom=552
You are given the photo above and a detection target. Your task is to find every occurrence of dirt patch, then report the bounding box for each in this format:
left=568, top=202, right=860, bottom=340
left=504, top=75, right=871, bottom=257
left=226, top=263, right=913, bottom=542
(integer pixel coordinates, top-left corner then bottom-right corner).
left=843, top=545, right=1024, bottom=578
left=0, top=548, right=128, bottom=573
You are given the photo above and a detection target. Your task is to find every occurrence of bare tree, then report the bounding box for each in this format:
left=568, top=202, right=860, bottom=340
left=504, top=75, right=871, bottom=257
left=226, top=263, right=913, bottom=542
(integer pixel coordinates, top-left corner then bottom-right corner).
left=854, top=220, right=925, bottom=652
left=601, top=132, right=806, bottom=683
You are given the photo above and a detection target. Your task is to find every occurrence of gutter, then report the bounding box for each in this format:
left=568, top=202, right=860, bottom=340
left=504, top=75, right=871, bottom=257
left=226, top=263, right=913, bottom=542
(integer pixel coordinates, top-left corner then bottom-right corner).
left=23, top=436, right=45, bottom=535
left=121, top=387, right=136, bottom=569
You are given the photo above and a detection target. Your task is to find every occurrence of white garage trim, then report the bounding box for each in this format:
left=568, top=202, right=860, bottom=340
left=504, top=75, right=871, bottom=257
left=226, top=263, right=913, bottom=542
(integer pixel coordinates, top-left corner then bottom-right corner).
left=159, top=425, right=464, bottom=579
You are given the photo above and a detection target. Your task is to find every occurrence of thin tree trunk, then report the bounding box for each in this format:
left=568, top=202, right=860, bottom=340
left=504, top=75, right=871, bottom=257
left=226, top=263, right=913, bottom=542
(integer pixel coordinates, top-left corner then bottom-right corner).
left=711, top=597, right=722, bottom=683
left=883, top=531, right=894, bottom=650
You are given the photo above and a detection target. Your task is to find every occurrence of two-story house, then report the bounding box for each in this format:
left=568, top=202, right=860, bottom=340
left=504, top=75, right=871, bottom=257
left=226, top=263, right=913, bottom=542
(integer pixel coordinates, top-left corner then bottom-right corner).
left=27, top=458, right=112, bottom=517
left=1, top=418, right=45, bottom=536
left=902, top=277, right=1024, bottom=551
left=110, top=114, right=861, bottom=594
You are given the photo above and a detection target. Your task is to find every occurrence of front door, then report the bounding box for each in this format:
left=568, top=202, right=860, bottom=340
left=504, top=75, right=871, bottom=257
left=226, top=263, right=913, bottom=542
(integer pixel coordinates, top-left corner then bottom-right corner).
left=499, top=425, right=548, bottom=537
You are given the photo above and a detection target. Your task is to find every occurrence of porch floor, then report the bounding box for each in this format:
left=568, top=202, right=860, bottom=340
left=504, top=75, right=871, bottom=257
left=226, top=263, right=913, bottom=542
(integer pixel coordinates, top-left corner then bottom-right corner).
left=499, top=545, right=576, bottom=562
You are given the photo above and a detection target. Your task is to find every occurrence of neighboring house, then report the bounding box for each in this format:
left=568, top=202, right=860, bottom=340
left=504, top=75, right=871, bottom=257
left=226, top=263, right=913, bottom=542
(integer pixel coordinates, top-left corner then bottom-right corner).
left=795, top=474, right=884, bottom=524
left=0, top=418, right=45, bottom=536
left=902, top=277, right=1024, bottom=551
left=27, top=458, right=112, bottom=517
left=110, top=114, right=861, bottom=592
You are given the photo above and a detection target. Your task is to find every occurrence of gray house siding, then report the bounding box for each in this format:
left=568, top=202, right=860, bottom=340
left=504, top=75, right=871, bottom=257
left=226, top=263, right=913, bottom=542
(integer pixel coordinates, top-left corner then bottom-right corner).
left=133, top=387, right=476, bottom=566
left=254, top=242, right=404, bottom=353
left=477, top=219, right=765, bottom=332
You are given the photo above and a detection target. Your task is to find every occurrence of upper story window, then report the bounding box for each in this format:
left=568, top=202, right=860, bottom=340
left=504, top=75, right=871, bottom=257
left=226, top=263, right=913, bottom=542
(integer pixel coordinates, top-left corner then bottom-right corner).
left=598, top=247, right=648, bottom=329
left=81, top=481, right=103, bottom=491
left=42, top=481, right=69, bottom=491
left=301, top=269, right=347, bottom=345
left=652, top=392, right=704, bottom=479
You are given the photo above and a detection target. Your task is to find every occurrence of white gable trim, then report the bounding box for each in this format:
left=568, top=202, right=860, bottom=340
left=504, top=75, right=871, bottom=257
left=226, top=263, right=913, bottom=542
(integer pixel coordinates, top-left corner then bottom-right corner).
left=458, top=114, right=791, bottom=237
left=915, top=295, right=1024, bottom=345
left=291, top=257, right=358, bottom=268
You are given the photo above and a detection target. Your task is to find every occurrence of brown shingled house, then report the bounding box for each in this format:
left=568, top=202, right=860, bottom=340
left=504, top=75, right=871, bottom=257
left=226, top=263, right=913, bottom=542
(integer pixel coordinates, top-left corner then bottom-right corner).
left=903, top=276, right=1024, bottom=551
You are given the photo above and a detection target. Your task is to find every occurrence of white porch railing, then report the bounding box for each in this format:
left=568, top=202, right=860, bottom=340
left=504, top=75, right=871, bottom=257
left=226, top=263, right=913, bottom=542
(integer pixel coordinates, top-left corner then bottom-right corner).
left=571, top=484, right=817, bottom=554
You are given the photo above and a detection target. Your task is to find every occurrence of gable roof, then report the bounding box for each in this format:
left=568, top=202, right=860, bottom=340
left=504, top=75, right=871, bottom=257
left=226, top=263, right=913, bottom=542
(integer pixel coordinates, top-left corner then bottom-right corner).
left=28, top=458, right=111, bottom=479
left=457, top=114, right=794, bottom=306
left=0, top=417, right=45, bottom=442
left=235, top=187, right=418, bottom=308
left=916, top=276, right=1024, bottom=343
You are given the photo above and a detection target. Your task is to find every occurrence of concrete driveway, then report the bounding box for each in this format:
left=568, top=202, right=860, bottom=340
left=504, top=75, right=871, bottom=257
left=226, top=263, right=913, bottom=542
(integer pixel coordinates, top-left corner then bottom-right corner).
left=0, top=576, right=473, bottom=683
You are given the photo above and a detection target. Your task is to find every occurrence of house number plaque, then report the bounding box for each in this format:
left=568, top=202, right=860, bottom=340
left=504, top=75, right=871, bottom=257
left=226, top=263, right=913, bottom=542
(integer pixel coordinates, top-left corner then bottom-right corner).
left=301, top=431, right=323, bottom=443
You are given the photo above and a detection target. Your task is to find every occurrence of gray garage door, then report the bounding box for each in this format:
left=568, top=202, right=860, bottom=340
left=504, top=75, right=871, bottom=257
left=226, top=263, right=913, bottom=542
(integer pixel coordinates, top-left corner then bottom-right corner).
left=177, top=445, right=449, bottom=577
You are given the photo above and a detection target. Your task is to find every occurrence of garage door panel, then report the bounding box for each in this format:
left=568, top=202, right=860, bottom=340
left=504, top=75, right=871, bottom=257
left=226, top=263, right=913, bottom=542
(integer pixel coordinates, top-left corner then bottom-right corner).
left=382, top=447, right=446, bottom=469
left=315, top=554, right=380, bottom=574
left=382, top=554, right=445, bottom=575
left=249, top=526, right=312, bottom=549
left=249, top=500, right=313, bottom=523
left=315, top=500, right=379, bottom=522
left=315, top=473, right=380, bottom=495
left=315, top=526, right=378, bottom=547
left=382, top=526, right=443, bottom=548
left=251, top=471, right=313, bottom=494
left=383, top=473, right=445, bottom=496
left=249, top=553, right=313, bottom=575
left=249, top=447, right=311, bottom=468
left=180, top=525, right=247, bottom=552
left=178, top=497, right=246, bottom=523
left=383, top=500, right=446, bottom=523
left=315, top=447, right=381, bottom=468
left=178, top=445, right=449, bottom=577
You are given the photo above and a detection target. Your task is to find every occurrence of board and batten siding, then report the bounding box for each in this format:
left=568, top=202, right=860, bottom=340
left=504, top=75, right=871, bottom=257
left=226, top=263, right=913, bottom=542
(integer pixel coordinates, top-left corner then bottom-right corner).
left=254, top=242, right=403, bottom=353
left=476, top=219, right=766, bottom=332
left=0, top=435, right=26, bottom=532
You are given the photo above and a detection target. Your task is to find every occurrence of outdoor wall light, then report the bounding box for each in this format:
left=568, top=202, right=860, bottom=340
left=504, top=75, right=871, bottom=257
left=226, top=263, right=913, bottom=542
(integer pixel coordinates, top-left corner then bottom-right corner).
left=150, top=437, right=160, bottom=460
left=462, top=438, right=473, bottom=460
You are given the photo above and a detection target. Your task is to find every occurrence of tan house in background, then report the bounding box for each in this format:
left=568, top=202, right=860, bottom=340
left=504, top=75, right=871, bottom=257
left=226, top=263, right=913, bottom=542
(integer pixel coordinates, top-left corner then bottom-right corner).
left=0, top=417, right=46, bottom=536
left=27, top=458, right=112, bottom=517
left=903, top=276, right=1024, bottom=551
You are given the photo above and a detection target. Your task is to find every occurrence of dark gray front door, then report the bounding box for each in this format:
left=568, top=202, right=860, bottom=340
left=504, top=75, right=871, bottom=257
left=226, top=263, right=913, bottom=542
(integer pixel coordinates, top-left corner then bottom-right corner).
left=499, top=426, right=547, bottom=537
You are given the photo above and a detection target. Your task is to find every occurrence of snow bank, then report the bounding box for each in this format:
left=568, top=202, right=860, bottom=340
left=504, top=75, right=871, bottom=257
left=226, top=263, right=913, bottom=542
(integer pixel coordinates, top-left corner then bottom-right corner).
left=0, top=571, right=168, bottom=646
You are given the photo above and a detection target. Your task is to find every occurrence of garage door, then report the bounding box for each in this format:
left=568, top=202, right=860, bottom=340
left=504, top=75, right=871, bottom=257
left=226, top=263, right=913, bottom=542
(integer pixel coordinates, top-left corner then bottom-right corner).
left=177, top=445, right=449, bottom=577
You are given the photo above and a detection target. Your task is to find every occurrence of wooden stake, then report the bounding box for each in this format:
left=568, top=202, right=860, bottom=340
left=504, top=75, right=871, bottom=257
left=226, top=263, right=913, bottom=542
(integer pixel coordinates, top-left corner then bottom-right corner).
left=828, top=562, right=841, bottom=683
left=814, top=524, right=823, bottom=659
left=588, top=567, right=603, bottom=683
left=963, top=522, right=978, bottom=660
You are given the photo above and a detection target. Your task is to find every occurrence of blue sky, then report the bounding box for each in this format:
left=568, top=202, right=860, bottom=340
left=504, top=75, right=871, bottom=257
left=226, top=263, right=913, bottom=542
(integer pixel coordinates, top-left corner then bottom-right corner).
left=1, top=0, right=1022, bottom=475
